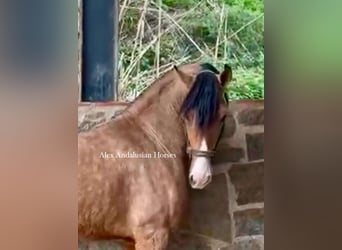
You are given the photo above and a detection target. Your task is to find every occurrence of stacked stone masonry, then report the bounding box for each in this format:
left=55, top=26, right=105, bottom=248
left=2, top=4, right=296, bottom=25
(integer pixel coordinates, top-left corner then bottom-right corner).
left=78, top=100, right=264, bottom=250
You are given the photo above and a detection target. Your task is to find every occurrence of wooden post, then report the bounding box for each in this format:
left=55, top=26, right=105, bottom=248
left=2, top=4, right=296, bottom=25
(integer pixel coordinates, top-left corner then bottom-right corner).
left=78, top=0, right=83, bottom=102
left=113, top=0, right=119, bottom=101
left=80, top=0, right=119, bottom=102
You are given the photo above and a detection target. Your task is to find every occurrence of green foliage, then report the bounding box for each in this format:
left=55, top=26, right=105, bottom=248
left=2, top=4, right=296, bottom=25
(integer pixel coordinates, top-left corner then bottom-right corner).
left=162, top=0, right=196, bottom=9
left=222, top=0, right=264, bottom=12
left=120, top=0, right=264, bottom=100
left=227, top=68, right=264, bottom=100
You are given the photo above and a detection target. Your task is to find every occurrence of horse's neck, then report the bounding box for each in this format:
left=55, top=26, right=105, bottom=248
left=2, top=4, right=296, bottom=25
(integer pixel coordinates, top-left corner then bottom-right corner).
left=124, top=75, right=188, bottom=154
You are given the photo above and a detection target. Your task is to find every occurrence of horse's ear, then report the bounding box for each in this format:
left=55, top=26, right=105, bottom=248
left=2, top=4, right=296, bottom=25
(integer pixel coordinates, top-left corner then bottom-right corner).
left=220, top=64, right=233, bottom=86
left=173, top=65, right=193, bottom=86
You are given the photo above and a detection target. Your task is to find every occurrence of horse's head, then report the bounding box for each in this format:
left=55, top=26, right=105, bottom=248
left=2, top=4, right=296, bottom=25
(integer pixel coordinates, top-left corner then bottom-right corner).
left=175, top=63, right=232, bottom=189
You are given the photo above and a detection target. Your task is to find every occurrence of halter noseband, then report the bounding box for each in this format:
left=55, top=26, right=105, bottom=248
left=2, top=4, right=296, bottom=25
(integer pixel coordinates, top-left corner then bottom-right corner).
left=186, top=121, right=225, bottom=159
left=187, top=148, right=216, bottom=158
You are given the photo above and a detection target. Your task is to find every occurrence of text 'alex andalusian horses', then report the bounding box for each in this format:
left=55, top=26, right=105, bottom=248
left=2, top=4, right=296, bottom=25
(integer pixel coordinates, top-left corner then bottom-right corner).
left=78, top=62, right=232, bottom=250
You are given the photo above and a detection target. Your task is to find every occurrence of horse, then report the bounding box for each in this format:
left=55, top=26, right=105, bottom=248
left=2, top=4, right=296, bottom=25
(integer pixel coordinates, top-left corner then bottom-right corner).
left=78, top=62, right=233, bottom=250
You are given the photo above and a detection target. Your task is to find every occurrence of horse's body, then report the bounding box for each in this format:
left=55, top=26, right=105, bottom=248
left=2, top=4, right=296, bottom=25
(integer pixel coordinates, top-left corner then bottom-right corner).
left=78, top=63, right=231, bottom=249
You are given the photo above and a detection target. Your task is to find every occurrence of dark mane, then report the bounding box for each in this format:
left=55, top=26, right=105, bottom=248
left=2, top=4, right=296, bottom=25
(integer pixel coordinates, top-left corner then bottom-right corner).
left=180, top=64, right=219, bottom=130
left=200, top=63, right=220, bottom=74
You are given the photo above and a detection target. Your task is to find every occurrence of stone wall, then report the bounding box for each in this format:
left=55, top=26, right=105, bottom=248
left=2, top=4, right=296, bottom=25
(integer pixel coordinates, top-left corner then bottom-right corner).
left=78, top=100, right=264, bottom=250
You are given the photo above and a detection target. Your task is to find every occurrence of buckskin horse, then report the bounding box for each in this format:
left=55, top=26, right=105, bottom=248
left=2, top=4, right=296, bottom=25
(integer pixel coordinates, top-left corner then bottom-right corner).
left=78, top=62, right=232, bottom=249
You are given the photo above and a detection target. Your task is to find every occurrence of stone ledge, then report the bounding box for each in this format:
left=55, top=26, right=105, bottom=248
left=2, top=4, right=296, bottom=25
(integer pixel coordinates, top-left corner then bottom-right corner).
left=78, top=101, right=130, bottom=106
left=78, top=104, right=127, bottom=132
left=238, top=108, right=264, bottom=126
left=229, top=100, right=264, bottom=114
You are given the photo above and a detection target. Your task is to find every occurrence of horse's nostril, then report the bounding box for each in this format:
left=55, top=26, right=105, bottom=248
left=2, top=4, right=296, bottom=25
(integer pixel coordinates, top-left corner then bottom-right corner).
left=189, top=175, right=195, bottom=185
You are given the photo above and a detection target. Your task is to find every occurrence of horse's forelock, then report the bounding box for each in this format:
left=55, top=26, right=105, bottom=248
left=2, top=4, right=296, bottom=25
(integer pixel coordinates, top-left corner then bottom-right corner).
left=180, top=70, right=219, bottom=131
